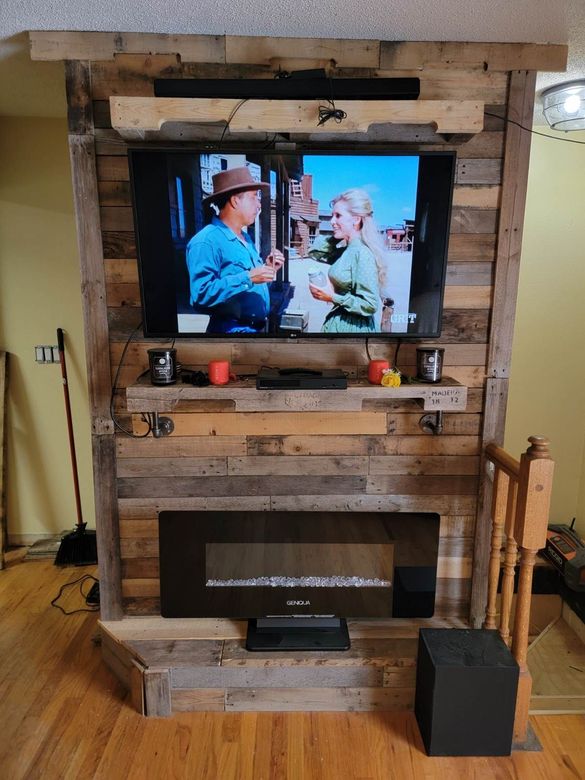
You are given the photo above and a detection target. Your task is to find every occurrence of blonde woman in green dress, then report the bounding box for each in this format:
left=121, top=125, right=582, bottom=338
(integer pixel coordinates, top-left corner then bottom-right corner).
left=309, top=189, right=386, bottom=333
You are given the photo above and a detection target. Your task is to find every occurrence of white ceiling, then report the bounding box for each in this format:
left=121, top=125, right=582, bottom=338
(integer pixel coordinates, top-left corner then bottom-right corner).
left=0, top=0, right=583, bottom=121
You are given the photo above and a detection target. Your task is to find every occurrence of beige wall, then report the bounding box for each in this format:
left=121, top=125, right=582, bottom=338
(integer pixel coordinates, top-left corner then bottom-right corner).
left=505, top=128, right=585, bottom=536
left=0, top=116, right=95, bottom=540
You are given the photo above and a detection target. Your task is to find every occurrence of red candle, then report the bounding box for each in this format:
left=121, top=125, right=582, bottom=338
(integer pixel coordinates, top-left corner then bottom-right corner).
left=368, top=359, right=390, bottom=385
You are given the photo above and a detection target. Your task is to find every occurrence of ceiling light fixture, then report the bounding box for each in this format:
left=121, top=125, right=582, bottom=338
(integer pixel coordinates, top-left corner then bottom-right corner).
left=542, top=80, right=585, bottom=131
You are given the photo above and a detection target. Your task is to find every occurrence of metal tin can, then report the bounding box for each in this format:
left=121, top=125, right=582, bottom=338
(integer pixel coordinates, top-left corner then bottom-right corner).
left=416, top=347, right=444, bottom=383
left=148, top=348, right=178, bottom=385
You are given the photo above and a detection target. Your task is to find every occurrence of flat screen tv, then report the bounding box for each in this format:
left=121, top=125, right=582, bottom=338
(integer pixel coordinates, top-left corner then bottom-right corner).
left=129, top=148, right=455, bottom=339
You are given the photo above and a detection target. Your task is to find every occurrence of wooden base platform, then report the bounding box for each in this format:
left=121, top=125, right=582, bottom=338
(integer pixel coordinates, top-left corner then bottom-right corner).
left=100, top=616, right=468, bottom=717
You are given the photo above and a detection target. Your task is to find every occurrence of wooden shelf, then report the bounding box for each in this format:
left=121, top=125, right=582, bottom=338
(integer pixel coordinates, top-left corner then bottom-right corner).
left=109, top=96, right=485, bottom=139
left=126, top=375, right=467, bottom=413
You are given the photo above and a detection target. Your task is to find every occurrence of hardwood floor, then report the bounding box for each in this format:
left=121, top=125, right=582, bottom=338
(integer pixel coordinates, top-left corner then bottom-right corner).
left=1, top=552, right=584, bottom=779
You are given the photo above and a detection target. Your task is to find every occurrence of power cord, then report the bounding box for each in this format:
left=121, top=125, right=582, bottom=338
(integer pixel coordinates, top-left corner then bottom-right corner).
left=110, top=321, right=152, bottom=438
left=218, top=98, right=250, bottom=147
left=51, top=574, right=99, bottom=615
left=485, top=110, right=585, bottom=146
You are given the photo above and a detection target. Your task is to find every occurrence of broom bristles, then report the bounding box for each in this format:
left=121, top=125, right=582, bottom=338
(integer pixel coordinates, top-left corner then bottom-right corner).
left=54, top=524, right=98, bottom=566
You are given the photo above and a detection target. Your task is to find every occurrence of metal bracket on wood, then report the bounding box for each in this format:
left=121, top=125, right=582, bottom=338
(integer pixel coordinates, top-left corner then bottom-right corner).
left=151, top=413, right=174, bottom=438
left=419, top=411, right=444, bottom=435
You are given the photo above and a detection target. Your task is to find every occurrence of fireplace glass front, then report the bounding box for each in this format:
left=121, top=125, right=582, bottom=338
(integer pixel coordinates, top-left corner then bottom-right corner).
left=159, top=511, right=440, bottom=622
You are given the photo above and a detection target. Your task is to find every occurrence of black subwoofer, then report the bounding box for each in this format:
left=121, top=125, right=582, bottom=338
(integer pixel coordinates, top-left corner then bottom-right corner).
left=414, top=629, right=519, bottom=756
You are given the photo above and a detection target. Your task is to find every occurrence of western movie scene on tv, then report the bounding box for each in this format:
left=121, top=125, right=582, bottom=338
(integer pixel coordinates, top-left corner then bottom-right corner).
left=167, top=153, right=422, bottom=336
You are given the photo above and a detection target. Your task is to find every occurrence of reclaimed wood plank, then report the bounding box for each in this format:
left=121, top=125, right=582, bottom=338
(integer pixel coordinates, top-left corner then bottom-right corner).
left=488, top=70, right=537, bottom=379
left=122, top=578, right=159, bottom=597
left=446, top=262, right=493, bottom=286
left=368, top=455, right=480, bottom=476
left=95, top=128, right=128, bottom=155
left=366, top=475, right=478, bottom=495
left=386, top=413, right=481, bottom=436
left=110, top=96, right=485, bottom=138
left=91, top=54, right=183, bottom=100
left=224, top=686, right=413, bottom=711
left=379, top=41, right=567, bottom=72
left=172, top=665, right=386, bottom=689
left=456, top=159, right=502, bottom=185
left=131, top=412, right=388, bottom=437
left=98, top=181, right=132, bottom=207
left=440, top=515, right=476, bottom=537
left=452, top=186, right=500, bottom=209
left=100, top=206, right=134, bottom=232
left=225, top=36, right=380, bottom=68
left=30, top=31, right=225, bottom=62
left=144, top=668, right=172, bottom=717
left=116, top=435, right=247, bottom=458
left=118, top=495, right=271, bottom=515
left=65, top=61, right=93, bottom=134
left=269, top=494, right=477, bottom=514
left=171, top=689, right=226, bottom=712
left=443, top=286, right=491, bottom=309
left=102, top=231, right=135, bottom=258
left=450, top=207, right=498, bottom=233
left=247, top=434, right=482, bottom=456
left=471, top=71, right=538, bottom=628
left=119, top=519, right=159, bottom=537
left=96, top=156, right=129, bottom=181
left=227, top=456, right=369, bottom=476
left=126, top=639, right=223, bottom=668
left=117, top=475, right=368, bottom=499
left=100, top=617, right=247, bottom=641
left=221, top=638, right=418, bottom=667
left=447, top=234, right=496, bottom=262
left=121, top=559, right=158, bottom=578
left=439, top=310, right=489, bottom=343
left=68, top=121, right=122, bottom=619
left=117, top=457, right=228, bottom=477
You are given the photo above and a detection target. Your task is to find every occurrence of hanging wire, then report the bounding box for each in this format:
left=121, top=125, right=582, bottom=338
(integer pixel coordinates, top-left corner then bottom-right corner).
left=484, top=111, right=585, bottom=145
left=110, top=321, right=152, bottom=438
left=218, top=98, right=251, bottom=147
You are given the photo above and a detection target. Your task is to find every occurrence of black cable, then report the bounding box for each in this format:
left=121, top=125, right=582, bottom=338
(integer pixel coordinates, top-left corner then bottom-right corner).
left=365, top=338, right=373, bottom=361
left=485, top=111, right=585, bottom=145
left=317, top=101, right=347, bottom=127
left=218, top=98, right=251, bottom=147
left=110, top=321, right=152, bottom=438
left=394, top=339, right=402, bottom=372
left=51, top=574, right=99, bottom=615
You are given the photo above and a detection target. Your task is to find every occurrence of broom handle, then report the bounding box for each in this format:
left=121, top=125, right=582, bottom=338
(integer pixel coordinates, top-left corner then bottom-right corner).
left=57, top=329, right=84, bottom=528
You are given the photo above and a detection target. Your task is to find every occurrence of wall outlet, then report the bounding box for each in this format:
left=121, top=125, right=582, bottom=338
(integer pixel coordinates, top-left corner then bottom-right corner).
left=35, top=345, right=59, bottom=364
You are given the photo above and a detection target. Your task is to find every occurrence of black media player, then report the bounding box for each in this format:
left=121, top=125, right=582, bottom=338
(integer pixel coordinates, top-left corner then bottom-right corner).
left=256, top=367, right=348, bottom=390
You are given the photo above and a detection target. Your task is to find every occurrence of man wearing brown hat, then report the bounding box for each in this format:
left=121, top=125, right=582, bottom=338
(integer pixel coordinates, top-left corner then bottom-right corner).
left=186, top=166, right=284, bottom=333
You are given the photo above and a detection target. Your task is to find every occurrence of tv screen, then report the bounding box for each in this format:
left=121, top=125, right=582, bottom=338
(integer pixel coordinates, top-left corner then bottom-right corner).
left=128, top=149, right=455, bottom=339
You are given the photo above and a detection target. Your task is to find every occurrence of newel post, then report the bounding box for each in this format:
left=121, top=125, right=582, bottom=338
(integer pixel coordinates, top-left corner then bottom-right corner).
left=511, top=435, right=554, bottom=742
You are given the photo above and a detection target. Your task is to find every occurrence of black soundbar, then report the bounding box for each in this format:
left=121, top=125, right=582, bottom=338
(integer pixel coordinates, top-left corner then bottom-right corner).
left=154, top=77, right=420, bottom=101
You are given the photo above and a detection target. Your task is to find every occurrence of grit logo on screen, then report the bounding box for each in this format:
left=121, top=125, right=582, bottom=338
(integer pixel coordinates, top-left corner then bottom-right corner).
left=287, top=600, right=310, bottom=606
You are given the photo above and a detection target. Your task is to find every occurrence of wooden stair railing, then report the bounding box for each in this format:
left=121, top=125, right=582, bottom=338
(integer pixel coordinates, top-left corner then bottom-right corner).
left=483, top=435, right=554, bottom=743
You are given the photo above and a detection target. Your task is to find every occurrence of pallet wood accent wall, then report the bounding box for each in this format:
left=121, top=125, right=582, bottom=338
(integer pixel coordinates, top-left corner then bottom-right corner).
left=42, top=32, right=566, bottom=626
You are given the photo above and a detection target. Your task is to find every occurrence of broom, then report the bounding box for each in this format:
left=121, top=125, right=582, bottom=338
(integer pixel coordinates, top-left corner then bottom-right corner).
left=54, top=328, right=98, bottom=566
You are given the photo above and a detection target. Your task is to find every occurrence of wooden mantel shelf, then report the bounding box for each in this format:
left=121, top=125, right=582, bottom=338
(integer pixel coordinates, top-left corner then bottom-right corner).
left=109, top=96, right=485, bottom=139
left=126, top=375, right=467, bottom=413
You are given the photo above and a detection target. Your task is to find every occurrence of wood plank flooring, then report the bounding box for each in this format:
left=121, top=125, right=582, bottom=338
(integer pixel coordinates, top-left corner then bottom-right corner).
left=1, top=551, right=584, bottom=779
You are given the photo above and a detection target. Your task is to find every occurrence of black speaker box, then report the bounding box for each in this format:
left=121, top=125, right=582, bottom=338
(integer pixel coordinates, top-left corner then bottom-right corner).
left=414, top=629, right=519, bottom=756
left=154, top=77, right=420, bottom=101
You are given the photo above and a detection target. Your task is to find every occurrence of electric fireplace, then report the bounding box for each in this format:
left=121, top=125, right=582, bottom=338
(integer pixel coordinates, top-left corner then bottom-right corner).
left=159, top=511, right=440, bottom=650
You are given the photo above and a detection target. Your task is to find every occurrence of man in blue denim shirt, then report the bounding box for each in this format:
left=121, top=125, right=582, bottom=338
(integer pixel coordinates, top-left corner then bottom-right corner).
left=186, top=167, right=284, bottom=334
